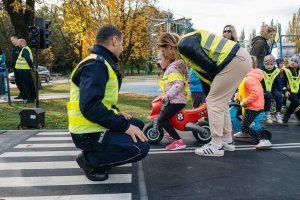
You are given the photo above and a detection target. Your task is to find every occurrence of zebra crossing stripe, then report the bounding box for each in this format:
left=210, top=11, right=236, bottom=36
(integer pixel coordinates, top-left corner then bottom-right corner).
left=2, top=193, right=131, bottom=200
left=0, top=174, right=131, bottom=187
left=0, top=161, right=132, bottom=170
left=26, top=137, right=72, bottom=141
left=14, top=143, right=75, bottom=148
left=36, top=132, right=69, bottom=136
left=0, top=151, right=80, bottom=157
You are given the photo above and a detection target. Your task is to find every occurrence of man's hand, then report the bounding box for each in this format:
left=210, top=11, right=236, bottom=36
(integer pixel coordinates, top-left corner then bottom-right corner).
left=285, top=91, right=290, bottom=98
left=125, top=124, right=148, bottom=143
left=119, top=111, right=132, bottom=120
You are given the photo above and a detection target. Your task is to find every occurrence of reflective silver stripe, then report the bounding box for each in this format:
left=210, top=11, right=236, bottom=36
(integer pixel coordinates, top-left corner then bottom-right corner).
left=212, top=38, right=227, bottom=62
left=203, top=34, right=215, bottom=55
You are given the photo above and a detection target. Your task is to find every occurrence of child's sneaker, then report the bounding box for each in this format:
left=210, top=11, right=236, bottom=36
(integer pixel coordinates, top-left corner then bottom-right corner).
left=195, top=143, right=224, bottom=157
left=166, top=139, right=186, bottom=150
left=233, top=131, right=250, bottom=138
left=283, top=115, right=290, bottom=123
left=222, top=141, right=235, bottom=151
left=255, top=139, right=272, bottom=150
left=275, top=113, right=283, bottom=124
left=265, top=114, right=273, bottom=123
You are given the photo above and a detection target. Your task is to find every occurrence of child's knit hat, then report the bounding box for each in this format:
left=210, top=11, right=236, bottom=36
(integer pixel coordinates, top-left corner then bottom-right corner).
left=263, top=55, right=275, bottom=64
left=290, top=54, right=300, bottom=66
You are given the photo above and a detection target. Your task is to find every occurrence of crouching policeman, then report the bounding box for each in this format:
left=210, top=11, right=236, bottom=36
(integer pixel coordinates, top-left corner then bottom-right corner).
left=67, top=24, right=150, bottom=181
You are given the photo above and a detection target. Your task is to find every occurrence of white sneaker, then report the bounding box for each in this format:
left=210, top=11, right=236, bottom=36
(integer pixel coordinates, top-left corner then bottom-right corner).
left=195, top=143, right=224, bottom=157
left=265, top=114, right=273, bottom=124
left=234, top=132, right=250, bottom=138
left=255, top=139, right=272, bottom=150
left=222, top=141, right=235, bottom=151
left=275, top=113, right=283, bottom=124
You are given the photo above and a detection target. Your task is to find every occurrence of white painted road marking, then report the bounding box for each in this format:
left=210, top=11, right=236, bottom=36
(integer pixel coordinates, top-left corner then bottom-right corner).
left=3, top=194, right=131, bottom=200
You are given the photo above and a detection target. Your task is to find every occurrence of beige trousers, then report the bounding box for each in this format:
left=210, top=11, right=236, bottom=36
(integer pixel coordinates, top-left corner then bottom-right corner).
left=206, top=48, right=252, bottom=147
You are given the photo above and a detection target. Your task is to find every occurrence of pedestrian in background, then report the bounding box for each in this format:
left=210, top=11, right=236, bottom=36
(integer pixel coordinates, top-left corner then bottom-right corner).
left=189, top=68, right=205, bottom=108
left=0, top=47, right=7, bottom=100
left=222, top=25, right=238, bottom=42
left=15, top=39, right=36, bottom=103
left=250, top=25, right=275, bottom=68
left=10, top=36, right=23, bottom=99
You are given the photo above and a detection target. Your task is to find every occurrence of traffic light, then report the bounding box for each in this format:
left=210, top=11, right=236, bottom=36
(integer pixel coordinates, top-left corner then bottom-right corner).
left=40, top=20, right=51, bottom=49
left=28, top=26, right=40, bottom=48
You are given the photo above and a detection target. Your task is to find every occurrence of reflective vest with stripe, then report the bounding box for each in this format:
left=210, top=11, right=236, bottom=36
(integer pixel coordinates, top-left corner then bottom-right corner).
left=283, top=68, right=300, bottom=93
left=0, top=55, right=6, bottom=67
left=179, top=30, right=239, bottom=85
left=159, top=72, right=189, bottom=100
left=15, top=46, right=33, bottom=70
left=67, top=54, right=119, bottom=134
left=263, top=68, right=280, bottom=92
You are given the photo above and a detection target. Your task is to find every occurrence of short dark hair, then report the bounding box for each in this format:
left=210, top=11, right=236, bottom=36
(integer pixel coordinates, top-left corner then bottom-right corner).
left=96, top=24, right=122, bottom=45
left=11, top=35, right=18, bottom=39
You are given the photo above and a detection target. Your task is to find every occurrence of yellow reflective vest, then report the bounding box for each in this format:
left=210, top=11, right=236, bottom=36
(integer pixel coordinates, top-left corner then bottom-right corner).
left=263, top=68, right=280, bottom=92
left=179, top=30, right=240, bottom=85
left=283, top=68, right=300, bottom=93
left=160, top=72, right=188, bottom=100
left=15, top=46, right=33, bottom=70
left=67, top=54, right=119, bottom=134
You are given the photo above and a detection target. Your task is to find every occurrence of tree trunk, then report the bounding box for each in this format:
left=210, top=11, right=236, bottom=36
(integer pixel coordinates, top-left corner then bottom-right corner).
left=3, top=0, right=35, bottom=39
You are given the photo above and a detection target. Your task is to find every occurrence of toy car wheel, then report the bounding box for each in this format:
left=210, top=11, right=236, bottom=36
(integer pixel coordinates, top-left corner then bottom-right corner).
left=193, top=121, right=211, bottom=144
left=143, top=122, right=164, bottom=144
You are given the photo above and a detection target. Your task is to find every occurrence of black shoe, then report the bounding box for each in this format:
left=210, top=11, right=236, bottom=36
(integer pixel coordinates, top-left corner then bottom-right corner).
left=14, top=95, right=23, bottom=99
left=295, top=111, right=300, bottom=122
left=283, top=115, right=290, bottom=123
left=76, top=152, right=108, bottom=181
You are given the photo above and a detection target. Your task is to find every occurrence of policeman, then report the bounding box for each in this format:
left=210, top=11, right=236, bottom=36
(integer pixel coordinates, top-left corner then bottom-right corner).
left=10, top=36, right=23, bottom=99
left=67, top=24, right=149, bottom=181
left=178, top=30, right=252, bottom=157
left=15, top=39, right=36, bottom=103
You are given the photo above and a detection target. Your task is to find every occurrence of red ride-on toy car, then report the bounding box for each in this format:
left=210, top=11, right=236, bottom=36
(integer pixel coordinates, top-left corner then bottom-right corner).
left=143, top=96, right=211, bottom=144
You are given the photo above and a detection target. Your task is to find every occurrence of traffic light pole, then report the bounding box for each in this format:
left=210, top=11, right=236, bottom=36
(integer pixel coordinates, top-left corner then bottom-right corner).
left=34, top=48, right=39, bottom=108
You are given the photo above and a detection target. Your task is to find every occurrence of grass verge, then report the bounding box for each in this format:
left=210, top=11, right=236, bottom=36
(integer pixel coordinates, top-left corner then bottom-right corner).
left=0, top=93, right=153, bottom=130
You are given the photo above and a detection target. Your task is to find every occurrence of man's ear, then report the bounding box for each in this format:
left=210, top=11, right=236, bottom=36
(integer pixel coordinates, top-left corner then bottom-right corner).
left=112, top=36, right=118, bottom=47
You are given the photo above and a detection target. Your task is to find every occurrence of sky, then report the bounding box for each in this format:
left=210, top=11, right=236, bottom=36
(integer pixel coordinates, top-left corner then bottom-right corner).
left=156, top=0, right=299, bottom=40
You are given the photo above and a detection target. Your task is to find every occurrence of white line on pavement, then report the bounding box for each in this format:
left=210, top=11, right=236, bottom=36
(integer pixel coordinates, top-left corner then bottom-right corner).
left=36, top=132, right=69, bottom=136
left=3, top=194, right=131, bottom=200
left=149, top=145, right=300, bottom=154
left=14, top=143, right=75, bottom=148
left=0, top=161, right=131, bottom=170
left=26, top=137, right=72, bottom=141
left=0, top=174, right=131, bottom=187
left=0, top=151, right=80, bottom=157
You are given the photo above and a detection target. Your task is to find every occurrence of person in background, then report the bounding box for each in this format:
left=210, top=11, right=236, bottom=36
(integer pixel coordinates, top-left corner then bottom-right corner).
left=282, top=54, right=300, bottom=123
left=234, top=68, right=272, bottom=149
left=157, top=32, right=189, bottom=150
left=250, top=25, right=275, bottom=68
left=178, top=30, right=251, bottom=157
left=15, top=39, right=36, bottom=103
left=0, top=47, right=7, bottom=100
left=189, top=68, right=205, bottom=108
left=261, top=55, right=283, bottom=124
left=10, top=36, right=23, bottom=99
left=67, top=24, right=149, bottom=181
left=276, top=57, right=287, bottom=109
left=222, top=25, right=238, bottom=42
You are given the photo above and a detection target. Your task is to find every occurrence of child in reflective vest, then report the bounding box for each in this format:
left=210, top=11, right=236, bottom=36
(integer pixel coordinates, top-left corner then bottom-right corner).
left=261, top=55, right=283, bottom=124
left=282, top=54, right=300, bottom=123
left=156, top=46, right=188, bottom=150
left=234, top=68, right=272, bottom=149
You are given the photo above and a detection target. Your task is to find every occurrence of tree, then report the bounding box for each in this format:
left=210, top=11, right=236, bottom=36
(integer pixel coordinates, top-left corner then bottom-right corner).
left=286, top=8, right=300, bottom=52
left=2, top=0, right=35, bottom=38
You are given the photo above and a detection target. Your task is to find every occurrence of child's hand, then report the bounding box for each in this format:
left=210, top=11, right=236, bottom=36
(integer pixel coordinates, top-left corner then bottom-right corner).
left=233, top=93, right=239, bottom=102
left=285, top=91, right=290, bottom=98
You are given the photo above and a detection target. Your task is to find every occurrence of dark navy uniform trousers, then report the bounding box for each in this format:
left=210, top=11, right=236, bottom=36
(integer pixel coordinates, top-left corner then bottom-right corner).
left=71, top=117, right=150, bottom=172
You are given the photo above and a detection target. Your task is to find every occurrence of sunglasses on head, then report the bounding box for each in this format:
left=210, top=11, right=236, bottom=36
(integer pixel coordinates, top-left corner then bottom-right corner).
left=223, top=30, right=231, bottom=33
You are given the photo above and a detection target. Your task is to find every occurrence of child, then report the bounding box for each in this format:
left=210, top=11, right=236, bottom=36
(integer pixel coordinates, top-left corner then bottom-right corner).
left=282, top=54, right=300, bottom=123
left=235, top=68, right=272, bottom=149
left=0, top=47, right=7, bottom=100
left=261, top=55, right=283, bottom=123
left=189, top=68, right=205, bottom=108
left=157, top=33, right=188, bottom=151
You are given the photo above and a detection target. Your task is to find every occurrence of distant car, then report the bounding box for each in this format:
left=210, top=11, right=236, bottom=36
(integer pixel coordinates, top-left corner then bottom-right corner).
left=9, top=66, right=51, bottom=84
